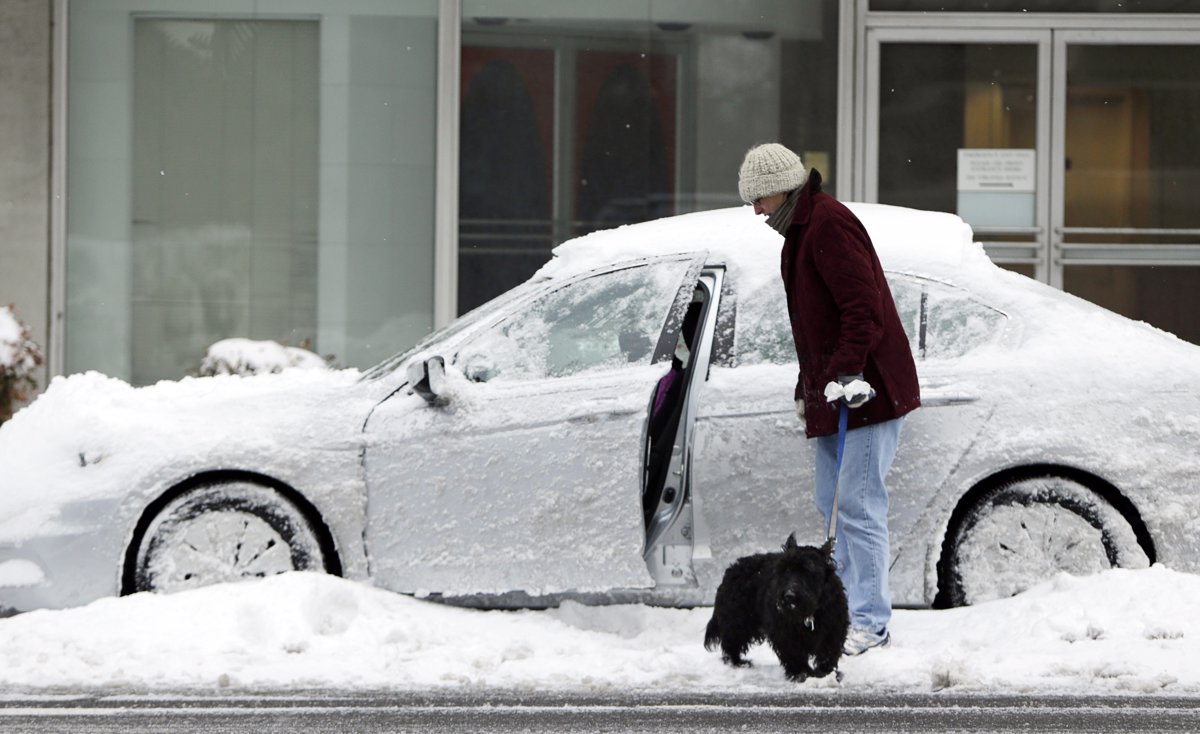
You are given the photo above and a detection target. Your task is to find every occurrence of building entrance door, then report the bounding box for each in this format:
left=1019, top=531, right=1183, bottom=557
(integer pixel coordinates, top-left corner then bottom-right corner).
left=865, top=25, right=1200, bottom=344
left=865, top=28, right=1051, bottom=279
left=1052, top=31, right=1200, bottom=344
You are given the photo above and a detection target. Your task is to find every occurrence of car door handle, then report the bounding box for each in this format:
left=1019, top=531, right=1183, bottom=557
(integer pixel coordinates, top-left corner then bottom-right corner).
left=568, top=399, right=641, bottom=422
left=922, top=391, right=981, bottom=406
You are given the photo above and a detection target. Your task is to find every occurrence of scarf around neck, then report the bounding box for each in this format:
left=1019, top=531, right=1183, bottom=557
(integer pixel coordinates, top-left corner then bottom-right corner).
left=766, top=185, right=803, bottom=235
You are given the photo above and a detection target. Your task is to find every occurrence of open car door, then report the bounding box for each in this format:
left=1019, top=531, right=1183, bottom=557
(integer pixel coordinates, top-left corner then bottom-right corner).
left=362, top=254, right=706, bottom=600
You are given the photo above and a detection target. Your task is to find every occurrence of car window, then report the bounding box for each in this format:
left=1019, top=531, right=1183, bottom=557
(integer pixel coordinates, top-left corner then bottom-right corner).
left=889, top=275, right=1007, bottom=360
left=733, top=280, right=794, bottom=366
left=360, top=281, right=538, bottom=381
left=457, top=260, right=693, bottom=382
left=734, top=274, right=1006, bottom=366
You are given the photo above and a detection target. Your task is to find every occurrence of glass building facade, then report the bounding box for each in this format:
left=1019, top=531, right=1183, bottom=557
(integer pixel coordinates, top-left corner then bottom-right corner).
left=59, top=1, right=1200, bottom=383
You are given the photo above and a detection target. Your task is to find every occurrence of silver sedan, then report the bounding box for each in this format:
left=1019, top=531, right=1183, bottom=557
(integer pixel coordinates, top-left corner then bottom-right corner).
left=2, top=204, right=1196, bottom=615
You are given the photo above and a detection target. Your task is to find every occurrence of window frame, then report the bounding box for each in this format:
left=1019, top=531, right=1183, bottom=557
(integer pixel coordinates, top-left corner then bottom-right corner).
left=887, top=271, right=1010, bottom=361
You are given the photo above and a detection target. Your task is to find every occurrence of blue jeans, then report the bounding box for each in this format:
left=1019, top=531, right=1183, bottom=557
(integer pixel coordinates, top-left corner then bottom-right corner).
left=814, top=416, right=904, bottom=633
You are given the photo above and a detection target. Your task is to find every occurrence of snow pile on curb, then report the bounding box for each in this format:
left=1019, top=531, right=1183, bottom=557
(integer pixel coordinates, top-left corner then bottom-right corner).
left=0, top=565, right=1197, bottom=695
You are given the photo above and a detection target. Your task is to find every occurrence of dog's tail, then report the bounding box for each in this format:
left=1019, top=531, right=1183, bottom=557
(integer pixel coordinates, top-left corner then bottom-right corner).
left=703, top=617, right=721, bottom=651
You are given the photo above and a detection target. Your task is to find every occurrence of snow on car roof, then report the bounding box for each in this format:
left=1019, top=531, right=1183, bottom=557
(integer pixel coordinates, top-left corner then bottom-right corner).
left=538, top=203, right=987, bottom=292
left=541, top=201, right=1200, bottom=387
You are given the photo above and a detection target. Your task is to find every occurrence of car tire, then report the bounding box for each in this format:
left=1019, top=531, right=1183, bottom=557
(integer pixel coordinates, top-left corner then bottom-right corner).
left=938, top=474, right=1150, bottom=607
left=130, top=480, right=332, bottom=594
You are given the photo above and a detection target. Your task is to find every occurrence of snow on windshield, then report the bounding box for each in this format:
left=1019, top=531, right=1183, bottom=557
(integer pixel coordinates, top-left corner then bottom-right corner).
left=458, top=260, right=692, bottom=382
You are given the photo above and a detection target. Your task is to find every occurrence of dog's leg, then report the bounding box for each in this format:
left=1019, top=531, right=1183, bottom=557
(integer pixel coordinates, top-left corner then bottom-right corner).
left=721, top=637, right=755, bottom=668
left=707, top=613, right=753, bottom=666
left=780, top=658, right=810, bottom=683
left=703, top=617, right=721, bottom=651
left=811, top=646, right=843, bottom=679
left=710, top=610, right=760, bottom=668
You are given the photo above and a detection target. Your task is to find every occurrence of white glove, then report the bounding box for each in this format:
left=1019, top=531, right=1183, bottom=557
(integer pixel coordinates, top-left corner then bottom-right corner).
left=795, top=398, right=805, bottom=421
left=824, top=375, right=876, bottom=409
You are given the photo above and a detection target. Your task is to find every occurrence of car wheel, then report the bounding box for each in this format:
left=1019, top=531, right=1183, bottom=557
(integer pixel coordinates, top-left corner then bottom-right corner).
left=131, top=480, right=330, bottom=594
left=939, top=474, right=1150, bottom=607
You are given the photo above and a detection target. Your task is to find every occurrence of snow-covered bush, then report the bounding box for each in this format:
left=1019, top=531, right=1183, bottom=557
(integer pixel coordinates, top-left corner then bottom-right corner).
left=198, top=337, right=332, bottom=377
left=0, top=305, right=44, bottom=424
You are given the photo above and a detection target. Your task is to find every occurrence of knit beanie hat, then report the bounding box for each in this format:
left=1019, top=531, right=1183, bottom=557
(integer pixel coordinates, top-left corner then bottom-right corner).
left=738, top=143, right=808, bottom=204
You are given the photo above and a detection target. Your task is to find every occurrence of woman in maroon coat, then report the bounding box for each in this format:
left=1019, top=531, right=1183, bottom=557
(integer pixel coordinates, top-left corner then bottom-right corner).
left=738, top=143, right=920, bottom=656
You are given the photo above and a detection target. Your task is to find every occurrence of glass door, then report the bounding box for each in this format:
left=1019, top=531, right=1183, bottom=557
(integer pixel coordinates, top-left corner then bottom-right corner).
left=867, top=24, right=1200, bottom=344
left=1052, top=31, right=1200, bottom=345
left=459, top=36, right=681, bottom=315
left=865, top=29, right=1052, bottom=279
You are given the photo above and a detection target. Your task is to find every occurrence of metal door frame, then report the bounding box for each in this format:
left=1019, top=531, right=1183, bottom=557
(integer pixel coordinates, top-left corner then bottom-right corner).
left=862, top=26, right=1053, bottom=279
left=1050, top=28, right=1200, bottom=289
left=860, top=14, right=1200, bottom=288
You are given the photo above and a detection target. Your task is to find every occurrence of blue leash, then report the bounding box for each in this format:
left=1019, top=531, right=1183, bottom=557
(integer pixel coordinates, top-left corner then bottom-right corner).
left=827, top=401, right=849, bottom=550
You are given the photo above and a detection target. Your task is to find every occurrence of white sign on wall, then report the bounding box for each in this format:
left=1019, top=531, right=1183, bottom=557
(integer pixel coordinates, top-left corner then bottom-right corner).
left=956, top=149, right=1036, bottom=228
left=957, top=149, right=1036, bottom=192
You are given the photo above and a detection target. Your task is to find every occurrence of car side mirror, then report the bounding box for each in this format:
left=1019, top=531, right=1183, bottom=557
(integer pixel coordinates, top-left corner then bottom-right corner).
left=407, top=356, right=449, bottom=406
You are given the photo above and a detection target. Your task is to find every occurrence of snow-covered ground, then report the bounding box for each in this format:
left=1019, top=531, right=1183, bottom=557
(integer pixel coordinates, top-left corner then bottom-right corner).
left=0, top=565, right=1195, bottom=696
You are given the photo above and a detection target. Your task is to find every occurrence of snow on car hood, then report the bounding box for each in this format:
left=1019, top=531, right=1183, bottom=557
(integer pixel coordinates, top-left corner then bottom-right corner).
left=0, top=368, right=369, bottom=543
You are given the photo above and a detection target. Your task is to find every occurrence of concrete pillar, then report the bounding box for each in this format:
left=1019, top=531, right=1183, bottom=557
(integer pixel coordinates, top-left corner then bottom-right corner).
left=0, top=0, right=51, bottom=398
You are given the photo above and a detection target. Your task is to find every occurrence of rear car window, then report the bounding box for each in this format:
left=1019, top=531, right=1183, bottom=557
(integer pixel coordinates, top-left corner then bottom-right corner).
left=734, top=273, right=1007, bottom=366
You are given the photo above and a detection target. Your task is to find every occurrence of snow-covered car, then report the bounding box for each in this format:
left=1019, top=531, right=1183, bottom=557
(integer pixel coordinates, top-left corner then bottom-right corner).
left=3, top=204, right=1198, bottom=616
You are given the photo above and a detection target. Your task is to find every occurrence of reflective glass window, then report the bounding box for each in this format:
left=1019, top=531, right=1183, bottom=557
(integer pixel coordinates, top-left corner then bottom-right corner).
left=1065, top=266, right=1200, bottom=345
left=871, top=1, right=1200, bottom=10
left=1061, top=44, right=1200, bottom=342
left=878, top=43, right=1038, bottom=219
left=458, top=0, right=841, bottom=313
left=66, top=2, right=438, bottom=385
left=1064, top=45, right=1200, bottom=232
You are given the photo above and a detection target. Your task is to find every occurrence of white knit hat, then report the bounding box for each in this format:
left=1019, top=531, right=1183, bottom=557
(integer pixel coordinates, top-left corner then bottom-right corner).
left=737, top=143, right=808, bottom=204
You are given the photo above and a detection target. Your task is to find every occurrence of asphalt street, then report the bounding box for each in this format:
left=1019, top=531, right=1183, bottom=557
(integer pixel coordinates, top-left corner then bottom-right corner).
left=2, top=690, right=1199, bottom=733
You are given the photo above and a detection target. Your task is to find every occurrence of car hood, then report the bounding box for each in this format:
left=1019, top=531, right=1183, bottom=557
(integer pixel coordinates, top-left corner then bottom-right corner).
left=0, top=368, right=376, bottom=544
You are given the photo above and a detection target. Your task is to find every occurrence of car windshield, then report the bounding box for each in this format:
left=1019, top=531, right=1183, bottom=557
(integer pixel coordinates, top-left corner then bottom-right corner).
left=456, top=260, right=694, bottom=382
left=359, top=278, right=547, bottom=382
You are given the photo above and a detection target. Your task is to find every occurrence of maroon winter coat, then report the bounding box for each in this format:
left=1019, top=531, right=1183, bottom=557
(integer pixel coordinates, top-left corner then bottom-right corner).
left=780, top=170, right=921, bottom=438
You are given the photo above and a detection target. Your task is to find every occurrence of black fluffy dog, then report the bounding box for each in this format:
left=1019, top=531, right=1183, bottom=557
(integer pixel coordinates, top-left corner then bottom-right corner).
left=704, top=534, right=849, bottom=682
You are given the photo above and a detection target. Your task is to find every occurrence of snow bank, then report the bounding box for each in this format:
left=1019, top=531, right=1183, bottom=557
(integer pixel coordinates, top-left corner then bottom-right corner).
left=0, top=566, right=1196, bottom=695
left=200, top=338, right=330, bottom=376
left=0, top=304, right=41, bottom=380
left=0, top=307, right=25, bottom=370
